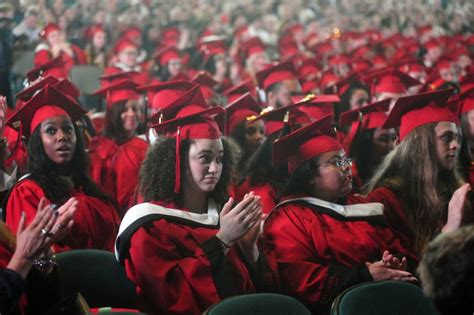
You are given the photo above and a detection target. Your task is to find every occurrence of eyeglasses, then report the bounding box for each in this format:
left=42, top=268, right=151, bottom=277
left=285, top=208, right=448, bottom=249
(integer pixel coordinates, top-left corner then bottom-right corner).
left=320, top=157, right=353, bottom=169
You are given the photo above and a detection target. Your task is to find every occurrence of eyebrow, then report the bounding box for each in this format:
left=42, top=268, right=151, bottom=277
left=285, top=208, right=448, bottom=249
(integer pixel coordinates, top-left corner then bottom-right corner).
left=198, top=149, right=224, bottom=154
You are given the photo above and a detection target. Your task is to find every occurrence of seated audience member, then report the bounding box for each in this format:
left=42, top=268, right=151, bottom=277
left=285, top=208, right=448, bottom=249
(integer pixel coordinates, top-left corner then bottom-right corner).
left=418, top=225, right=474, bottom=315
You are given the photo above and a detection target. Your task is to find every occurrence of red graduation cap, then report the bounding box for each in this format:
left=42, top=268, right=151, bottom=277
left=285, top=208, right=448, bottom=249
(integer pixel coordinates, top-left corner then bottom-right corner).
left=383, top=88, right=457, bottom=140
left=223, top=79, right=257, bottom=103
left=94, top=80, right=140, bottom=108
left=319, top=71, right=340, bottom=91
left=121, top=26, right=142, bottom=41
left=338, top=99, right=391, bottom=152
left=39, top=23, right=61, bottom=39
left=459, top=86, right=474, bottom=114
left=298, top=58, right=320, bottom=81
left=154, top=45, right=181, bottom=66
left=292, top=94, right=341, bottom=121
left=170, top=72, right=191, bottom=81
left=161, top=27, right=180, bottom=46
left=273, top=114, right=342, bottom=174
left=364, top=68, right=422, bottom=95
left=138, top=80, right=196, bottom=110
left=301, top=80, right=319, bottom=94
left=84, top=24, right=105, bottom=41
left=52, top=79, right=81, bottom=99
left=254, top=104, right=312, bottom=136
left=240, top=37, right=266, bottom=59
left=192, top=71, right=217, bottom=100
left=324, top=72, right=364, bottom=95
left=149, top=85, right=208, bottom=124
left=225, top=92, right=262, bottom=134
left=256, top=61, right=298, bottom=91
left=15, top=75, right=59, bottom=101
left=198, top=36, right=227, bottom=56
left=7, top=85, right=86, bottom=138
left=114, top=38, right=137, bottom=55
left=27, top=56, right=66, bottom=82
left=150, top=100, right=224, bottom=193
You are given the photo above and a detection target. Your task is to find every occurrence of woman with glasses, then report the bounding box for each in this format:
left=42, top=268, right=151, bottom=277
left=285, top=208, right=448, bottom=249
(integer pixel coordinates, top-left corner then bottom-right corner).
left=263, top=114, right=416, bottom=314
left=366, top=89, right=472, bottom=257
left=339, top=99, right=398, bottom=192
left=153, top=46, right=183, bottom=82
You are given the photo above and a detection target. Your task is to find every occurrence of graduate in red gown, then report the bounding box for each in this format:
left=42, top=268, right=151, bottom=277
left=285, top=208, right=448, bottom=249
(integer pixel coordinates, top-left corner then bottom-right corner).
left=34, top=23, right=86, bottom=76
left=263, top=114, right=416, bottom=314
left=338, top=99, right=397, bottom=192
left=233, top=104, right=311, bottom=214
left=93, top=79, right=148, bottom=216
left=5, top=85, right=119, bottom=253
left=115, top=87, right=274, bottom=315
left=365, top=89, right=473, bottom=257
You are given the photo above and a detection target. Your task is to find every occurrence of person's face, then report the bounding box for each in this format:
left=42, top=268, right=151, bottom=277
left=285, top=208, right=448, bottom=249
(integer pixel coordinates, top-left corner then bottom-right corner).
left=439, top=67, right=454, bottom=82
left=121, top=100, right=141, bottom=134
left=40, top=115, right=76, bottom=165
left=186, top=138, right=224, bottom=193
left=250, top=51, right=269, bottom=73
left=25, top=14, right=38, bottom=28
left=311, top=150, right=353, bottom=202
left=372, top=128, right=398, bottom=163
left=434, top=121, right=460, bottom=171
left=244, top=120, right=266, bottom=154
left=349, top=89, right=369, bottom=110
left=167, top=58, right=182, bottom=77
left=93, top=31, right=106, bottom=49
left=47, top=30, right=61, bottom=46
left=273, top=79, right=300, bottom=108
left=118, top=46, right=138, bottom=67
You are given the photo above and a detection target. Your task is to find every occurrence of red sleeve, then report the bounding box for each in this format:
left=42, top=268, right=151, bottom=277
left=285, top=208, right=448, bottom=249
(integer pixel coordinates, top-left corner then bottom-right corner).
left=6, top=180, right=47, bottom=234
left=263, top=205, right=372, bottom=311
left=125, top=223, right=235, bottom=314
left=72, top=45, right=87, bottom=65
left=34, top=49, right=51, bottom=66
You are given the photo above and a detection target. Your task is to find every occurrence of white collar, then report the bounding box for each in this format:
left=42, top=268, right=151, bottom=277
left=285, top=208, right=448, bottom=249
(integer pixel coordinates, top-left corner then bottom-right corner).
left=274, top=197, right=384, bottom=217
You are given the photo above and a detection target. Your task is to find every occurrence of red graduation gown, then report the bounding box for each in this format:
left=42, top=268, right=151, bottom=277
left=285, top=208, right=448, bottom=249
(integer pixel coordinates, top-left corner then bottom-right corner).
left=103, top=137, right=148, bottom=217
left=34, top=44, right=87, bottom=76
left=87, top=136, right=118, bottom=189
left=118, top=201, right=257, bottom=315
left=5, top=179, right=120, bottom=253
left=365, top=186, right=416, bottom=255
left=234, top=179, right=279, bottom=214
left=262, top=194, right=413, bottom=313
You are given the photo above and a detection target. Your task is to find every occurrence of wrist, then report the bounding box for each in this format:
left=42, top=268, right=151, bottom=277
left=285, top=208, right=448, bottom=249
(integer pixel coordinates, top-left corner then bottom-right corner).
left=215, top=233, right=233, bottom=248
left=7, top=254, right=34, bottom=279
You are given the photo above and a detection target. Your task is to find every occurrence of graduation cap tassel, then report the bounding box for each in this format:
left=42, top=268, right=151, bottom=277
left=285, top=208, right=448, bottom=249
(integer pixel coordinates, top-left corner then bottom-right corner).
left=4, top=122, right=23, bottom=166
left=174, top=126, right=181, bottom=194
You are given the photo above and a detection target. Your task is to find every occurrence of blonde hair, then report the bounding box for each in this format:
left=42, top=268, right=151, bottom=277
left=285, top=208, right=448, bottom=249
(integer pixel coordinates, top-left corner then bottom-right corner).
left=366, top=123, right=464, bottom=254
left=0, top=222, right=16, bottom=252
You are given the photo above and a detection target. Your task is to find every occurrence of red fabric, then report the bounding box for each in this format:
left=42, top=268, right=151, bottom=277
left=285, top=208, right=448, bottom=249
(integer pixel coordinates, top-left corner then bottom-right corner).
left=288, top=136, right=342, bottom=174
left=34, top=45, right=86, bottom=76
left=262, top=193, right=414, bottom=310
left=87, top=136, right=118, bottom=189
left=234, top=179, right=279, bottom=214
left=365, top=187, right=416, bottom=255
left=103, top=137, right=148, bottom=217
left=6, top=179, right=120, bottom=253
left=30, top=106, right=68, bottom=134
left=124, top=200, right=256, bottom=314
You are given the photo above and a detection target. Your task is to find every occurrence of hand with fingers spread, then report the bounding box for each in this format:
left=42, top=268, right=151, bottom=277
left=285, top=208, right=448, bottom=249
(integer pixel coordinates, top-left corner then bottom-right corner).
left=46, top=197, right=78, bottom=246
left=216, top=192, right=263, bottom=249
left=381, top=250, right=408, bottom=271
left=6, top=198, right=60, bottom=278
left=444, top=183, right=471, bottom=233
left=366, top=258, right=417, bottom=282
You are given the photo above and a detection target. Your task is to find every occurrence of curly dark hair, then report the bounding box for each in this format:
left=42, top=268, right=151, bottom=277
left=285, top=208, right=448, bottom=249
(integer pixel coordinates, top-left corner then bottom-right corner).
left=27, top=121, right=112, bottom=204
left=139, top=137, right=239, bottom=207
left=282, top=156, right=320, bottom=197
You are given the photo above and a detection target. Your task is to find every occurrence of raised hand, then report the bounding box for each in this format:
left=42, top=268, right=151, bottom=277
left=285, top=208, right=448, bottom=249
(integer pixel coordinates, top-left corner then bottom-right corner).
left=444, top=183, right=471, bottom=233
left=366, top=260, right=417, bottom=282
left=216, top=192, right=262, bottom=248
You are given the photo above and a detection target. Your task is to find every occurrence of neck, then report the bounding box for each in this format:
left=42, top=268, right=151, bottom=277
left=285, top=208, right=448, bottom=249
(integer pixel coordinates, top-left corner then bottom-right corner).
left=182, top=186, right=208, bottom=214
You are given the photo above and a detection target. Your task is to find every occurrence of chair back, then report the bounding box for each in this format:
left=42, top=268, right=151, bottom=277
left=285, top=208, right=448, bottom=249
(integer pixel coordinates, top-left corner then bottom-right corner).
left=69, top=65, right=102, bottom=94
left=331, top=280, right=439, bottom=315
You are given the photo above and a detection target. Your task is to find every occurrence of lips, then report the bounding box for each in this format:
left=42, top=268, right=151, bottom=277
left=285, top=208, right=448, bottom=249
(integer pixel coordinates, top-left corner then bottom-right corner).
left=56, top=145, right=71, bottom=152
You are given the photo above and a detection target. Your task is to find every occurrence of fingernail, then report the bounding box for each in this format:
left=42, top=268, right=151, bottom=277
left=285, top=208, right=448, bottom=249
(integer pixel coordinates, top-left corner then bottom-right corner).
left=51, top=204, right=58, bottom=210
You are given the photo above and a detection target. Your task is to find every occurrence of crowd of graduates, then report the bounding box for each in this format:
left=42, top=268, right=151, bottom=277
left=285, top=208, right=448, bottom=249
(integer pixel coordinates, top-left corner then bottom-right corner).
left=0, top=0, right=473, bottom=314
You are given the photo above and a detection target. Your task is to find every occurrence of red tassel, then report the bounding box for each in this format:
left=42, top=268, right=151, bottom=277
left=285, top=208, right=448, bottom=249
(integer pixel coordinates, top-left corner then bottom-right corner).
left=174, top=126, right=181, bottom=193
